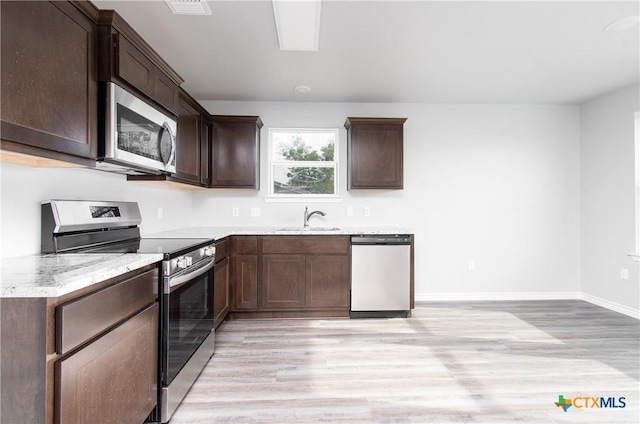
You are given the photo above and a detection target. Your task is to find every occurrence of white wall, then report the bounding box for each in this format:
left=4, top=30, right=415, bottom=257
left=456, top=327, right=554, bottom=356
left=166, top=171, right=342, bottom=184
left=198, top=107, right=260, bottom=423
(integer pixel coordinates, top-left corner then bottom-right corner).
left=0, top=102, right=582, bottom=301
left=0, top=163, right=194, bottom=258
left=580, top=83, right=640, bottom=314
left=197, top=101, right=582, bottom=299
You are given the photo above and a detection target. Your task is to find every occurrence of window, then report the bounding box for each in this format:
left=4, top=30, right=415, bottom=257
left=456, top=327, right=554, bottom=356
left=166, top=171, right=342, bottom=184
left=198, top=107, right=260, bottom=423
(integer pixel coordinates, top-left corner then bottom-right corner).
left=268, top=128, right=339, bottom=198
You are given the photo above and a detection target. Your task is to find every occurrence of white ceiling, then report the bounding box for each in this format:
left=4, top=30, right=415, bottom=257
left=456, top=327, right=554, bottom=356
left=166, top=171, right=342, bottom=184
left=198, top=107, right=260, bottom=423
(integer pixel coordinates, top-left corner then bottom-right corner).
left=91, top=0, right=639, bottom=104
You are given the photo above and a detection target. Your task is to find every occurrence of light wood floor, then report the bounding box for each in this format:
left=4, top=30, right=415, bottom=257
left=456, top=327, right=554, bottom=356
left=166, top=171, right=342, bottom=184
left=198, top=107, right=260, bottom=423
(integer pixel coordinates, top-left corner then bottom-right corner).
left=170, top=300, right=639, bottom=423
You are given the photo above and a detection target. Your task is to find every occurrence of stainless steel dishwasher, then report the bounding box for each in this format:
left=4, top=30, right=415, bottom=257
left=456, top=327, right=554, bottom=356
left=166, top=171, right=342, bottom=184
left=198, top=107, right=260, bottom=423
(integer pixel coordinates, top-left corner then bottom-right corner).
left=350, top=234, right=411, bottom=318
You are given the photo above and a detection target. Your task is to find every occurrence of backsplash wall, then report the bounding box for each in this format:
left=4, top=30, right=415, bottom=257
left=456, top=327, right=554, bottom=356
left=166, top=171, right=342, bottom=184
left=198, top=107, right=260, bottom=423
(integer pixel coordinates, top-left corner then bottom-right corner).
left=0, top=163, right=194, bottom=258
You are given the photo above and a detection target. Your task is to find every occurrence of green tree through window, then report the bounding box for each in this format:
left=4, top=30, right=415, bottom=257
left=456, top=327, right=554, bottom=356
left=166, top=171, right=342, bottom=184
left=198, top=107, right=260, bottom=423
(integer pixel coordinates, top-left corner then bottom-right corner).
left=270, top=129, right=338, bottom=196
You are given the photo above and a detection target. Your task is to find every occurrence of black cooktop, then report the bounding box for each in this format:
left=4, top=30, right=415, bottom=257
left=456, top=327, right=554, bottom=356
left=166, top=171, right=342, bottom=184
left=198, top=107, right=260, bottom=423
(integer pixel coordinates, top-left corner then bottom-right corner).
left=78, top=237, right=214, bottom=258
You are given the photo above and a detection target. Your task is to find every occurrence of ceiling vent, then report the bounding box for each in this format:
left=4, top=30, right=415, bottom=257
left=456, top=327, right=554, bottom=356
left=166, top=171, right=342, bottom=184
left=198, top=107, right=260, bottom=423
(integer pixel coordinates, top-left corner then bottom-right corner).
left=165, top=0, right=211, bottom=16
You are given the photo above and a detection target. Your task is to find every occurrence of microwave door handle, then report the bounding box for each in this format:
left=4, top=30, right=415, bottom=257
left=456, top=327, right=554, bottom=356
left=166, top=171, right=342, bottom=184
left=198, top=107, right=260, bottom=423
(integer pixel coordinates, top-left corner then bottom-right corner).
left=165, top=257, right=215, bottom=293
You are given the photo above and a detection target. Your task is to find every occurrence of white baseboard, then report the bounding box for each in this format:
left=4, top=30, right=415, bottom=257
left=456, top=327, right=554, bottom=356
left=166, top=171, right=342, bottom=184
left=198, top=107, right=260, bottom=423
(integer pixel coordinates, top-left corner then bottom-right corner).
left=414, top=291, right=639, bottom=320
left=580, top=293, right=640, bottom=319
left=415, top=292, right=581, bottom=302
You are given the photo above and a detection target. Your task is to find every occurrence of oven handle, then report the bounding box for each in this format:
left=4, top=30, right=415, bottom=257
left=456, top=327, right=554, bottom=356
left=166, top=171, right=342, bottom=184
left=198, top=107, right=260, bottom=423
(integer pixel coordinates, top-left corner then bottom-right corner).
left=165, top=257, right=215, bottom=293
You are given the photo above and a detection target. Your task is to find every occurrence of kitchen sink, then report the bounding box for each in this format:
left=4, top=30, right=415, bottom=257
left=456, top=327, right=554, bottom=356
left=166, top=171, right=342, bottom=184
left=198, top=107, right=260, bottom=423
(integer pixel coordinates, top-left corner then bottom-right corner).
left=274, top=227, right=341, bottom=232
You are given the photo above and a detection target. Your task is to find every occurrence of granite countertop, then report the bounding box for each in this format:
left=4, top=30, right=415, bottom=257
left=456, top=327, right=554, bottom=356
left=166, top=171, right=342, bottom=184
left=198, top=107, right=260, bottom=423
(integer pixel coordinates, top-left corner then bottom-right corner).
left=1, top=226, right=411, bottom=299
left=146, top=226, right=413, bottom=240
left=1, top=253, right=163, bottom=298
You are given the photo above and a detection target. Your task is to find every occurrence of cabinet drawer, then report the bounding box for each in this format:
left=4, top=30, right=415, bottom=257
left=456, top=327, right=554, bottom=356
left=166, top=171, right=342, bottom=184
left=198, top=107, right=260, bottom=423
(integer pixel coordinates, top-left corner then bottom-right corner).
left=262, top=236, right=349, bottom=255
left=234, top=236, right=258, bottom=254
left=55, top=303, right=158, bottom=424
left=215, top=238, right=229, bottom=262
left=56, top=268, right=158, bottom=354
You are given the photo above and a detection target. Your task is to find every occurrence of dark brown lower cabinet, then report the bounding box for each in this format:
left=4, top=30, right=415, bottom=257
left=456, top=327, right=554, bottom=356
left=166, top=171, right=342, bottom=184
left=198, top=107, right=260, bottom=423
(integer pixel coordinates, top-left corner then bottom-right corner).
left=229, top=236, right=350, bottom=318
left=0, top=264, right=159, bottom=424
left=213, top=256, right=230, bottom=328
left=261, top=255, right=306, bottom=309
left=0, top=297, right=47, bottom=424
left=260, top=236, right=350, bottom=313
left=55, top=303, right=158, bottom=424
left=261, top=254, right=349, bottom=311
left=305, top=255, right=350, bottom=309
left=232, top=254, right=258, bottom=311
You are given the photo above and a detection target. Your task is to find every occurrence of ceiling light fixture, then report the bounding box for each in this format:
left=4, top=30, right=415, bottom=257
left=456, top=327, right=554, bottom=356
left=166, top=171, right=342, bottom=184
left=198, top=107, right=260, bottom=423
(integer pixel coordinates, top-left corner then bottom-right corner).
left=294, top=85, right=312, bottom=94
left=165, top=0, right=211, bottom=16
left=272, top=0, right=321, bottom=51
left=603, top=16, right=640, bottom=32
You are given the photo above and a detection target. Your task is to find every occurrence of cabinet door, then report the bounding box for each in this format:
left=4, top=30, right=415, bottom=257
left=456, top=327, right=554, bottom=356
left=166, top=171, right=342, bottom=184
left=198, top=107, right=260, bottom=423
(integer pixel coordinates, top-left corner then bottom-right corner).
left=174, top=93, right=201, bottom=184
left=211, top=116, right=262, bottom=188
left=55, top=303, right=158, bottom=424
left=1, top=1, right=97, bottom=164
left=200, top=119, right=212, bottom=186
left=306, top=255, right=350, bottom=309
left=214, top=257, right=230, bottom=328
left=115, top=35, right=155, bottom=99
left=232, top=254, right=259, bottom=310
left=346, top=118, right=406, bottom=189
left=155, top=71, right=180, bottom=115
left=261, top=255, right=305, bottom=309
left=98, top=11, right=181, bottom=116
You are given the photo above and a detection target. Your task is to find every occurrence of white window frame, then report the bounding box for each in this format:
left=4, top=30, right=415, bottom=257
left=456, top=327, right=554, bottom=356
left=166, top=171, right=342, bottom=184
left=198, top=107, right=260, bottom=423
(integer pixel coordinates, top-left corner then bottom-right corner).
left=267, top=127, right=340, bottom=200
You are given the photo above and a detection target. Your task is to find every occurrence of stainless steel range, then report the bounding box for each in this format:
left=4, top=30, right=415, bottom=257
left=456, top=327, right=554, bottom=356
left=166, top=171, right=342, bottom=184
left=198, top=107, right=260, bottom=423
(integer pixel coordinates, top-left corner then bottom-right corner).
left=41, top=200, right=216, bottom=423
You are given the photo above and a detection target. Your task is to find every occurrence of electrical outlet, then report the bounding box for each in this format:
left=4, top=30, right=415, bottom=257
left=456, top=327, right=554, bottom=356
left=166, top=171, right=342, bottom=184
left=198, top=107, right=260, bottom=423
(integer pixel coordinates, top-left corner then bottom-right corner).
left=346, top=206, right=353, bottom=217
left=468, top=259, right=475, bottom=271
left=250, top=207, right=261, bottom=217
left=363, top=206, right=371, bottom=217
left=157, top=207, right=163, bottom=220
left=232, top=207, right=239, bottom=217
left=621, top=268, right=629, bottom=280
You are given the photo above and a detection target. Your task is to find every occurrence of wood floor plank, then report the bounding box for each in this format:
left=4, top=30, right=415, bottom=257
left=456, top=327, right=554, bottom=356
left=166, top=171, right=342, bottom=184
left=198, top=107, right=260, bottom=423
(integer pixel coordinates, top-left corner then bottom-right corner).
left=170, top=300, right=639, bottom=423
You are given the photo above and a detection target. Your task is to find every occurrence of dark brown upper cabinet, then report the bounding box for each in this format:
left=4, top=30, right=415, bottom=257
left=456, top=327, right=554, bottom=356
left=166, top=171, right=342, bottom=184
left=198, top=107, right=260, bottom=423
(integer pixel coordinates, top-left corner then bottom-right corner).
left=97, top=10, right=182, bottom=116
left=200, top=118, right=212, bottom=187
left=210, top=116, right=263, bottom=189
left=0, top=1, right=99, bottom=166
left=174, top=89, right=203, bottom=184
left=344, top=117, right=407, bottom=190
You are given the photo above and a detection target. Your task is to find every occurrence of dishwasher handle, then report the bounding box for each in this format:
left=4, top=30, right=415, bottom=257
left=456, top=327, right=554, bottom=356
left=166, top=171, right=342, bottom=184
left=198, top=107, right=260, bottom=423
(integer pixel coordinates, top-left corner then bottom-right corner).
left=350, top=235, right=411, bottom=245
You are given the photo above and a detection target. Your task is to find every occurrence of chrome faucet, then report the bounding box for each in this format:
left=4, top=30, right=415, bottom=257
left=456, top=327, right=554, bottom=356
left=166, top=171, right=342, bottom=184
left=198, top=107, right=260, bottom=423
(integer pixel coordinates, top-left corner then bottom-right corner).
left=304, top=206, right=326, bottom=227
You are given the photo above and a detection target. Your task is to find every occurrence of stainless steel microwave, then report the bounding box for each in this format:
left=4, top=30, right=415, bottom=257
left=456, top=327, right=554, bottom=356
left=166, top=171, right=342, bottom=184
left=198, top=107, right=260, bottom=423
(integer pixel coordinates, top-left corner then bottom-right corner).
left=98, top=82, right=177, bottom=175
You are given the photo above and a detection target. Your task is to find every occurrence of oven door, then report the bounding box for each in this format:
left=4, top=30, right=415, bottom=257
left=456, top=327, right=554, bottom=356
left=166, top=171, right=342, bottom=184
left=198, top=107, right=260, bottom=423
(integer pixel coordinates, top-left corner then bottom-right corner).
left=160, top=257, right=215, bottom=422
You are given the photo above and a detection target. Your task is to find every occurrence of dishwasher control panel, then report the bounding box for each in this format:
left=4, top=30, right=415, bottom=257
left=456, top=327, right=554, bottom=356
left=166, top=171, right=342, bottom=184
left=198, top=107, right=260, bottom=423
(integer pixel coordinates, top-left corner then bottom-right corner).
left=350, top=235, right=411, bottom=245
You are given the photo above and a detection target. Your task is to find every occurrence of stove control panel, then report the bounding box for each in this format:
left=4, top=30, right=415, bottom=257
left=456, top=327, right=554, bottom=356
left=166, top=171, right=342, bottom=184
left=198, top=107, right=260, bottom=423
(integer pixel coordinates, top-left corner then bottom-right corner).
left=163, top=244, right=216, bottom=277
left=176, top=256, right=193, bottom=269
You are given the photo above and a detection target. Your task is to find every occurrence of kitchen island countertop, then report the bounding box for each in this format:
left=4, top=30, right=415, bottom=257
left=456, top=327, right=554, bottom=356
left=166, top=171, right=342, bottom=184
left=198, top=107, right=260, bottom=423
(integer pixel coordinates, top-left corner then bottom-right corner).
left=1, top=253, right=163, bottom=298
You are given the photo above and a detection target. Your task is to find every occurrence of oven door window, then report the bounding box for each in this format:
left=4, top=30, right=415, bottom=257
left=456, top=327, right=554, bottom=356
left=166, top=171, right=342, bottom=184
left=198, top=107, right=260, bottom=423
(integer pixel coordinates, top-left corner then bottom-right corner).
left=166, top=270, right=214, bottom=384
